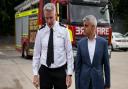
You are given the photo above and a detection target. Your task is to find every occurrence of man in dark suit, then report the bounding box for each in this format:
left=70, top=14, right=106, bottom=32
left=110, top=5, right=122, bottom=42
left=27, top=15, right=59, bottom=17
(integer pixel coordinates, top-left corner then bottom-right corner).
left=75, top=15, right=110, bottom=89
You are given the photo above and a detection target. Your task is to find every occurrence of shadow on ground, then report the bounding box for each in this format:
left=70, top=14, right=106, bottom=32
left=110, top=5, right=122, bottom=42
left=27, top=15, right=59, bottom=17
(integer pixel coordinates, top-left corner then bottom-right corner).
left=1, top=79, right=23, bottom=89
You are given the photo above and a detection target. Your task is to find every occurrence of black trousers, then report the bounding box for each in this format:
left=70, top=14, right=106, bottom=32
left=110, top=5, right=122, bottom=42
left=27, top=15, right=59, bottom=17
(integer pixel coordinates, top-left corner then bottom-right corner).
left=89, top=79, right=93, bottom=89
left=38, top=65, right=67, bottom=89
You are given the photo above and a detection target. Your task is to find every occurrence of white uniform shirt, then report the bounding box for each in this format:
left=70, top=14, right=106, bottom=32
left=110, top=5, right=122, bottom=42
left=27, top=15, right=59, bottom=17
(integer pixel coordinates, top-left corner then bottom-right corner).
left=32, top=21, right=74, bottom=75
left=88, top=35, right=96, bottom=64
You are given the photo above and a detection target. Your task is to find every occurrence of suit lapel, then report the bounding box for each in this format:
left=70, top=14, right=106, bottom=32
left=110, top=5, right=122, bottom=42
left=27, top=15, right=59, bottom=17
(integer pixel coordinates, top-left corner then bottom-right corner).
left=85, top=38, right=91, bottom=65
left=92, top=37, right=98, bottom=65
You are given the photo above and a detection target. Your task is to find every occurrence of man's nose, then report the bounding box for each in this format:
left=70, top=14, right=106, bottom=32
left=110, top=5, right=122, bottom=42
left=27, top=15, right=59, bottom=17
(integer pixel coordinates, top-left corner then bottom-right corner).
left=47, top=19, right=51, bottom=23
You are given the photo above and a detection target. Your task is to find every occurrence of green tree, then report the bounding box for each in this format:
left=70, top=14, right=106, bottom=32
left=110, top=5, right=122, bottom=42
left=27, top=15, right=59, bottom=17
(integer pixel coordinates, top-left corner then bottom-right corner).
left=0, top=0, right=25, bottom=36
left=116, top=0, right=128, bottom=32
left=111, top=0, right=128, bottom=32
left=111, top=0, right=120, bottom=11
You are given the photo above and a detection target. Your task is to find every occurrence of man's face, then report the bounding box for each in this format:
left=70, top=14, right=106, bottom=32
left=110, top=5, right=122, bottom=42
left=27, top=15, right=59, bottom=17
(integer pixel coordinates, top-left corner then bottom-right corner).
left=44, top=10, right=56, bottom=28
left=83, top=21, right=95, bottom=37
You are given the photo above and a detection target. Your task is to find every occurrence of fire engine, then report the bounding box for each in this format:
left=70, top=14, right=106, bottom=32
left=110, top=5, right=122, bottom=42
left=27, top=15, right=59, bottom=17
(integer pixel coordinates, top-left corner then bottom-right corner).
left=15, top=0, right=112, bottom=58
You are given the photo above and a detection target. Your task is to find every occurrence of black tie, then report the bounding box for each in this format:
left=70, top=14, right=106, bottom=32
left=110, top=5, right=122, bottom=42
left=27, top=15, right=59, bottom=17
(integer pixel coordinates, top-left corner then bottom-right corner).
left=47, top=28, right=54, bottom=67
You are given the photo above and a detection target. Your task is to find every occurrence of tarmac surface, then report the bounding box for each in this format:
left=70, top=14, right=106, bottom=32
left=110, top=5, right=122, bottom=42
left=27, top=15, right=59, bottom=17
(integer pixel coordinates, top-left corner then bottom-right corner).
left=0, top=36, right=128, bottom=89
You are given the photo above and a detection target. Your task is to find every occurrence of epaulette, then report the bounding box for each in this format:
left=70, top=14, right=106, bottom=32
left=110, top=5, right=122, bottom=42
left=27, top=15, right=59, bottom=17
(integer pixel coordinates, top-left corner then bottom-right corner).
left=39, top=24, right=46, bottom=30
left=59, top=22, right=66, bottom=28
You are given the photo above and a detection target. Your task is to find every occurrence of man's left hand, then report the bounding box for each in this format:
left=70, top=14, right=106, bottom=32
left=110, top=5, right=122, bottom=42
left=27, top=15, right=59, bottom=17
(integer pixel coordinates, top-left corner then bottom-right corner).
left=66, top=75, right=72, bottom=88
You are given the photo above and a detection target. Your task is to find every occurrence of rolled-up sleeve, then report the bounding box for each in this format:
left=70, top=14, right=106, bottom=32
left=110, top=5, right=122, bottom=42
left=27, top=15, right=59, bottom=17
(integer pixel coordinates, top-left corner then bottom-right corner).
left=65, top=29, right=74, bottom=75
left=32, top=30, right=41, bottom=75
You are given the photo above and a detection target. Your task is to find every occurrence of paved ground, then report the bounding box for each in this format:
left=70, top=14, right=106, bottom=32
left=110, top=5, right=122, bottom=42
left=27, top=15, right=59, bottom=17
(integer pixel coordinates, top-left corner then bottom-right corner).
left=0, top=50, right=35, bottom=89
left=110, top=51, right=128, bottom=89
left=0, top=45, right=128, bottom=89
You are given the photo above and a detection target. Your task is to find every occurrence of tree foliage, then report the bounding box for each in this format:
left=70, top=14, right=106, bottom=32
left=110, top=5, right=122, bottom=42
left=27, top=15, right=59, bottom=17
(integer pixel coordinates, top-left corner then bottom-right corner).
left=0, top=0, right=25, bottom=36
left=111, top=0, right=128, bottom=32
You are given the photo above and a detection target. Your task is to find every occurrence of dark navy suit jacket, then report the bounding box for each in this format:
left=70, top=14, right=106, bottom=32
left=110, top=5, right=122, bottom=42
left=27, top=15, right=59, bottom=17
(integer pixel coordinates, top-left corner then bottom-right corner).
left=75, top=36, right=110, bottom=89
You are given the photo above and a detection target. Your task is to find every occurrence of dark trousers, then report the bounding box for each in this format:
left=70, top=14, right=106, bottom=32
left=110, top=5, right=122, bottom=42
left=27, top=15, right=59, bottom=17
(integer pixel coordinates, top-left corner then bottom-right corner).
left=38, top=65, right=67, bottom=89
left=89, top=79, right=93, bottom=89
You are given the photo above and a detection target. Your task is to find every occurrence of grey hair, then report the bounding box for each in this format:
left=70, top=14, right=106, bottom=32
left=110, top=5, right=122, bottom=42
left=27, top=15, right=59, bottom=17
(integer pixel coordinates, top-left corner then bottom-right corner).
left=43, top=3, right=56, bottom=13
left=83, top=15, right=97, bottom=27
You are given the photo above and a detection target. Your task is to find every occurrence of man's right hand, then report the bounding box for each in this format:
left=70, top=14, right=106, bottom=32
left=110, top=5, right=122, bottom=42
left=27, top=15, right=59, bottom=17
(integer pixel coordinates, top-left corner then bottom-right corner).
left=32, top=75, right=39, bottom=88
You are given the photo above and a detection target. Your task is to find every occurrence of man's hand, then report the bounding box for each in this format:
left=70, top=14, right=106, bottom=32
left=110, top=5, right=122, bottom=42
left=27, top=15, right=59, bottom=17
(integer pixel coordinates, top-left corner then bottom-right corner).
left=32, top=75, right=39, bottom=88
left=66, top=75, right=72, bottom=88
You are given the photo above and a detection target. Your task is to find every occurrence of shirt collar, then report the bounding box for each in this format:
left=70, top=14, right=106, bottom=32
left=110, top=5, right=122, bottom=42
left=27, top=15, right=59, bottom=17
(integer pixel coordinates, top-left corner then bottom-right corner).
left=87, top=34, right=97, bottom=41
left=94, top=34, right=97, bottom=39
left=46, top=21, right=58, bottom=32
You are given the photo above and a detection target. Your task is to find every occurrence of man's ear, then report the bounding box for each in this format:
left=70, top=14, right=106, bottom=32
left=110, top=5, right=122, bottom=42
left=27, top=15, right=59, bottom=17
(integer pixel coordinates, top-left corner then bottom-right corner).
left=91, top=25, right=96, bottom=33
left=90, top=25, right=94, bottom=30
left=91, top=25, right=95, bottom=28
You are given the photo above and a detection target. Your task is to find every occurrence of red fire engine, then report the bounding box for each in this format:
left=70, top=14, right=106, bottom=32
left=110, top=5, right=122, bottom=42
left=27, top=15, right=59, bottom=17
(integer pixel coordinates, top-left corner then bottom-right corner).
left=15, top=0, right=112, bottom=58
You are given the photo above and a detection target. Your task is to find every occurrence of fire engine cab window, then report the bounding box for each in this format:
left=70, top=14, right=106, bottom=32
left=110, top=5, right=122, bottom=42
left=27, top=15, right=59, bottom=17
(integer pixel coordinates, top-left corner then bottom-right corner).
left=59, top=4, right=67, bottom=23
left=71, top=0, right=108, bottom=3
left=69, top=3, right=110, bottom=24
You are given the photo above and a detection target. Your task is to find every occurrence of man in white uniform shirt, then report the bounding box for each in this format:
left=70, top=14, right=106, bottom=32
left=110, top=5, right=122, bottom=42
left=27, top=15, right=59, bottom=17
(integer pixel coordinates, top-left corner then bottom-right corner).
left=75, top=15, right=110, bottom=89
left=32, top=3, right=74, bottom=89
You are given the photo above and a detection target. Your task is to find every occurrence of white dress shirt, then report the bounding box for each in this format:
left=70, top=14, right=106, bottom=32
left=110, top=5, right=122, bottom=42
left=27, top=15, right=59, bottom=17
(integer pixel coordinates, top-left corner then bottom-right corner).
left=32, top=21, right=74, bottom=75
left=88, top=35, right=96, bottom=64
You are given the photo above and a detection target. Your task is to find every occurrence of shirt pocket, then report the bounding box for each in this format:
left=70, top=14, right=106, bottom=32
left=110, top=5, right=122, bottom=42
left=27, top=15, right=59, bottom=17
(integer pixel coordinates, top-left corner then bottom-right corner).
left=54, top=32, right=65, bottom=48
left=41, top=36, right=48, bottom=49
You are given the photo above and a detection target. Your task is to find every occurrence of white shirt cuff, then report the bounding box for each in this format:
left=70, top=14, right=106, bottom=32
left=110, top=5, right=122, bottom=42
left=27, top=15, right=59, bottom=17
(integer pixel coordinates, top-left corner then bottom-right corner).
left=33, top=69, right=38, bottom=75
left=66, top=69, right=73, bottom=75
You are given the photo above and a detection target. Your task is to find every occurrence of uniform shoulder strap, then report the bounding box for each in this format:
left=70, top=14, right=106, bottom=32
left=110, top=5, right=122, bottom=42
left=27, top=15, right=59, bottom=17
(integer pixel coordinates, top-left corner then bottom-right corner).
left=39, top=24, right=46, bottom=30
left=59, top=22, right=66, bottom=28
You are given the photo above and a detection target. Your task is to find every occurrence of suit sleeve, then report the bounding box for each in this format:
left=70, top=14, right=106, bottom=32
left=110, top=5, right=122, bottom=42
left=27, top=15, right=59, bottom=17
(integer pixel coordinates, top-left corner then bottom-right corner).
left=103, top=40, right=110, bottom=88
left=32, top=30, right=41, bottom=75
left=75, top=42, right=82, bottom=89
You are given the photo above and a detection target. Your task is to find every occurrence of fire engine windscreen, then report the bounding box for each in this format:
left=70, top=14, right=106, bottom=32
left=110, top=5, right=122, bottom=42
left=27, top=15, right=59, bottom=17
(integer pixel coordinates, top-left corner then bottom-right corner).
left=69, top=3, right=110, bottom=24
left=70, top=0, right=108, bottom=3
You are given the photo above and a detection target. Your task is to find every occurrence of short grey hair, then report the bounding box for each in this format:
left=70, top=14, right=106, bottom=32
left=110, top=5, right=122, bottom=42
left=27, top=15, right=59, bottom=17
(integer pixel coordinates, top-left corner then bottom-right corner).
left=83, top=15, right=97, bottom=27
left=43, top=3, right=56, bottom=13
